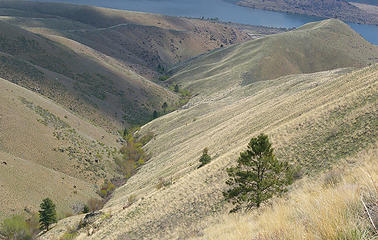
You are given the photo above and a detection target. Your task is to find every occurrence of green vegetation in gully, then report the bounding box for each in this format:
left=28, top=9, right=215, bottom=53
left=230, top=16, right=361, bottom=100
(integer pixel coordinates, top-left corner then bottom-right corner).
left=98, top=127, right=155, bottom=202
left=115, top=128, right=154, bottom=179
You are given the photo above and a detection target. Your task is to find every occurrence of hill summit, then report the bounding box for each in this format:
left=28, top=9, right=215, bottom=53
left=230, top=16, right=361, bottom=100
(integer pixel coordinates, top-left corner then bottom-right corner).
left=169, top=19, right=377, bottom=95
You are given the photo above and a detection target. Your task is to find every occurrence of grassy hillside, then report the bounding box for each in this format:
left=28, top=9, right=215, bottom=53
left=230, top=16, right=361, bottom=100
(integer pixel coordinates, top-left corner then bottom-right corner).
left=202, top=146, right=377, bottom=239
left=168, top=19, right=378, bottom=96
left=37, top=19, right=377, bottom=240
left=0, top=0, right=253, bottom=80
left=0, top=7, right=375, bottom=239
left=41, top=62, right=377, bottom=239
left=0, top=77, right=120, bottom=220
left=0, top=1, right=256, bottom=130
left=0, top=20, right=179, bottom=131
left=0, top=0, right=262, bottom=229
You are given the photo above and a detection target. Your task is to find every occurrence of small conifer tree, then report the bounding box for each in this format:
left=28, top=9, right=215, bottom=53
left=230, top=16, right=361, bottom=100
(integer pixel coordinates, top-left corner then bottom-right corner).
left=153, top=110, right=158, bottom=119
left=198, top=148, right=211, bottom=168
left=174, top=84, right=179, bottom=93
left=83, top=205, right=89, bottom=214
left=223, top=134, right=293, bottom=212
left=162, top=102, right=168, bottom=113
left=39, top=198, right=57, bottom=231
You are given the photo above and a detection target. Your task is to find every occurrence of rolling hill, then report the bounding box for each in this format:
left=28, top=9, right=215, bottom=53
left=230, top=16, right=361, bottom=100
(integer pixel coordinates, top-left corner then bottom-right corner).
left=168, top=19, right=378, bottom=96
left=0, top=19, right=179, bottom=131
left=0, top=1, right=276, bottom=228
left=0, top=0, right=254, bottom=79
left=39, top=20, right=377, bottom=239
left=0, top=1, right=255, bottom=130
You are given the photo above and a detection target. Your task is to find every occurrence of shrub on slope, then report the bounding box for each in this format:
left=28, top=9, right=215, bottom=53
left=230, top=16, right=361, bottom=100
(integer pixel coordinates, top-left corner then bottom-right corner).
left=203, top=146, right=378, bottom=240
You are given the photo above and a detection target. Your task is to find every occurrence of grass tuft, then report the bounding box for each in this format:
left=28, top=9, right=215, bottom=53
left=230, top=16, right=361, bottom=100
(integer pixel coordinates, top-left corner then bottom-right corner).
left=203, top=147, right=378, bottom=240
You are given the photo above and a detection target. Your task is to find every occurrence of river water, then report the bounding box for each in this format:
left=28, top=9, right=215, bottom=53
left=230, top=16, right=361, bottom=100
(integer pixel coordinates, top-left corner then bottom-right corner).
left=32, top=0, right=378, bottom=44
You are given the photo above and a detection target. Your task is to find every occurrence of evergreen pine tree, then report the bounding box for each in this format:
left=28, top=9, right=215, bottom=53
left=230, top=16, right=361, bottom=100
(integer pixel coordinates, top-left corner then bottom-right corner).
left=223, top=134, right=293, bottom=212
left=39, top=198, right=57, bottom=231
left=198, top=148, right=211, bottom=168
left=162, top=102, right=168, bottom=113
left=153, top=110, right=159, bottom=119
left=83, top=205, right=89, bottom=214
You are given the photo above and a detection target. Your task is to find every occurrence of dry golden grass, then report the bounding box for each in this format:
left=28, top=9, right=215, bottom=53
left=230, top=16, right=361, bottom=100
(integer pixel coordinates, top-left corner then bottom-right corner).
left=40, top=64, right=377, bottom=239
left=0, top=1, right=252, bottom=130
left=0, top=78, right=117, bottom=220
left=202, top=146, right=378, bottom=240
left=170, top=19, right=378, bottom=96
left=0, top=151, right=98, bottom=221
left=36, top=20, right=378, bottom=239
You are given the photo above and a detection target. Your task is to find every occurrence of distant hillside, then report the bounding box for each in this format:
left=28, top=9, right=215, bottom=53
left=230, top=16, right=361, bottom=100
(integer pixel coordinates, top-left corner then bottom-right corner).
left=238, top=0, right=378, bottom=24
left=0, top=20, right=179, bottom=131
left=0, top=0, right=253, bottom=80
left=0, top=1, right=255, bottom=129
left=169, top=19, right=378, bottom=96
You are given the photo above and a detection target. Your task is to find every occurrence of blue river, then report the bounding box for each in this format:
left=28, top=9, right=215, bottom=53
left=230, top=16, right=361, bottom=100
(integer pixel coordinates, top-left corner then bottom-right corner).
left=32, top=0, right=378, bottom=44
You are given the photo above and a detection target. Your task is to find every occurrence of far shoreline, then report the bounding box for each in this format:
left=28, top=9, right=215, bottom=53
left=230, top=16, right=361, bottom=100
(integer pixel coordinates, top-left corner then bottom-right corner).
left=236, top=0, right=378, bottom=25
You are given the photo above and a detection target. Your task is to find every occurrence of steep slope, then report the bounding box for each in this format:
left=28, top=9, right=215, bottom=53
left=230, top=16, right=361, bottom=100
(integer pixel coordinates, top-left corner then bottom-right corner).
left=0, top=151, right=98, bottom=221
left=41, top=62, right=377, bottom=239
left=237, top=0, right=378, bottom=24
left=0, top=77, right=118, bottom=219
left=202, top=146, right=377, bottom=239
left=0, top=1, right=259, bottom=129
left=0, top=20, right=179, bottom=130
left=0, top=0, right=253, bottom=80
left=0, top=1, right=266, bottom=225
left=38, top=19, right=378, bottom=240
left=169, top=19, right=378, bottom=96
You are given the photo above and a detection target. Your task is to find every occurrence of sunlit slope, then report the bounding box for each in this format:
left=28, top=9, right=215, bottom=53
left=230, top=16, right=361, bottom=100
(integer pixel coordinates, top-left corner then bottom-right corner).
left=0, top=78, right=119, bottom=219
left=0, top=20, right=178, bottom=130
left=0, top=0, right=251, bottom=80
left=0, top=0, right=254, bottom=129
left=201, top=146, right=378, bottom=239
left=42, top=64, right=377, bottom=239
left=0, top=151, right=98, bottom=221
left=169, top=19, right=378, bottom=95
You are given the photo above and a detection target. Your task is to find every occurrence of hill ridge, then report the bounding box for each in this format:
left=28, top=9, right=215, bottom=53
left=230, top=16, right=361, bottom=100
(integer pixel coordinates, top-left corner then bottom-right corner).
left=168, top=19, right=377, bottom=97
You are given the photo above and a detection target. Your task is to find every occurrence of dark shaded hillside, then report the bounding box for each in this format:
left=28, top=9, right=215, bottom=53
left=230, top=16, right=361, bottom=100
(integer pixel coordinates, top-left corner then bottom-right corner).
left=0, top=20, right=178, bottom=130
